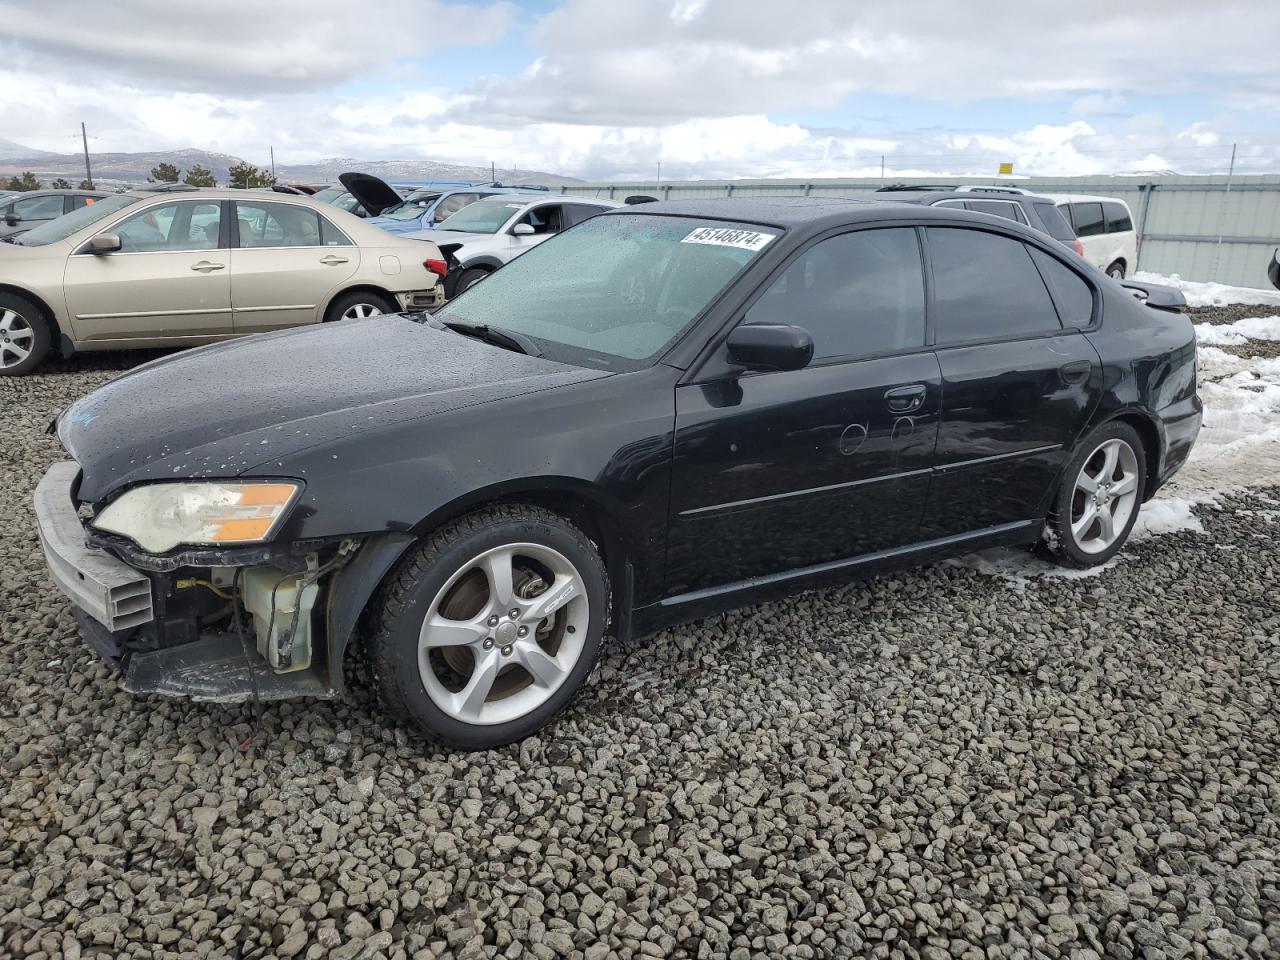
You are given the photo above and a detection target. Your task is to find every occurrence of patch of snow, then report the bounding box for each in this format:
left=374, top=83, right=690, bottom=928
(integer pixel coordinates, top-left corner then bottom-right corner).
left=947, top=548, right=1124, bottom=590
left=1194, top=315, right=1280, bottom=346
left=1131, top=497, right=1205, bottom=540
left=1135, top=271, right=1280, bottom=309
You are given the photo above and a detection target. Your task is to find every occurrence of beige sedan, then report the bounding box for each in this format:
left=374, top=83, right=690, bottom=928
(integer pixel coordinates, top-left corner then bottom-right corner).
left=0, top=186, right=446, bottom=375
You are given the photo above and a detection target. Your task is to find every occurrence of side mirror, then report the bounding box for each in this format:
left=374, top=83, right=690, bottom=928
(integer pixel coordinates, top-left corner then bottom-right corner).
left=3, top=214, right=18, bottom=227
left=511, top=223, right=535, bottom=236
left=726, top=323, right=814, bottom=372
left=88, top=233, right=122, bottom=255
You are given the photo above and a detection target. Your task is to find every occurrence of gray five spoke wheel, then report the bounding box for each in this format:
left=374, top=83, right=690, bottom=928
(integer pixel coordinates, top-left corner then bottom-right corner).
left=341, top=302, right=384, bottom=321
left=0, top=308, right=35, bottom=369
left=1070, top=437, right=1140, bottom=554
left=418, top=543, right=590, bottom=726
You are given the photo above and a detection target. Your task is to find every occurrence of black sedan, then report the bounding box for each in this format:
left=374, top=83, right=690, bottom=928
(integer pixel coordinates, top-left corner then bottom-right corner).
left=36, top=198, right=1202, bottom=749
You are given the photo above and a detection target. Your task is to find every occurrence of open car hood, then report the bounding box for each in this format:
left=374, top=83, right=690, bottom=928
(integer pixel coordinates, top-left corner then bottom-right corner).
left=338, top=172, right=403, bottom=217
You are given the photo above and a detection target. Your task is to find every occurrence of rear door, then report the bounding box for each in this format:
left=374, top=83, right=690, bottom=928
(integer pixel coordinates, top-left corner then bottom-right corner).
left=667, top=226, right=941, bottom=594
left=62, top=198, right=233, bottom=342
left=919, top=227, right=1103, bottom=539
left=230, top=199, right=358, bottom=331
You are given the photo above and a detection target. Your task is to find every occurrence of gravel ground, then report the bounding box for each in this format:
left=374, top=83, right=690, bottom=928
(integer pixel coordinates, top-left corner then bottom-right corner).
left=2, top=311, right=1279, bottom=960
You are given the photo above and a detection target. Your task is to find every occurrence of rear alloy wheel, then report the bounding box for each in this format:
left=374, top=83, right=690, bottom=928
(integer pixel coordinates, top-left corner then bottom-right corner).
left=1106, top=261, right=1126, bottom=280
left=0, top=294, right=51, bottom=376
left=371, top=504, right=608, bottom=749
left=1043, top=422, right=1146, bottom=568
left=446, top=267, right=489, bottom=300
left=325, top=290, right=396, bottom=323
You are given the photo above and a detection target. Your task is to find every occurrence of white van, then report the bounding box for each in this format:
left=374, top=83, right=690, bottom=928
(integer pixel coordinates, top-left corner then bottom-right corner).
left=1045, top=195, right=1138, bottom=279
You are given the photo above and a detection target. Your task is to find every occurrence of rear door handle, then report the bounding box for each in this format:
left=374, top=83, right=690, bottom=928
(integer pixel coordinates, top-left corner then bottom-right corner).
left=884, top=383, right=927, bottom=413
left=190, top=261, right=225, bottom=273
left=320, top=255, right=349, bottom=265
left=1060, top=360, right=1092, bottom=384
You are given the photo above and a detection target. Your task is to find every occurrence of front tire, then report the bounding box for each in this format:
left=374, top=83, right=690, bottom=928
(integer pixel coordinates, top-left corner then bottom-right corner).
left=370, top=504, right=609, bottom=750
left=1043, top=422, right=1146, bottom=568
left=325, top=290, right=396, bottom=323
left=0, top=293, right=51, bottom=376
left=1106, top=261, right=1126, bottom=280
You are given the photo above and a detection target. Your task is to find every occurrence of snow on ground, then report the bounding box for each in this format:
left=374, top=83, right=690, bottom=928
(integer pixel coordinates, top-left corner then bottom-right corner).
left=1193, top=316, right=1280, bottom=345
left=1134, top=271, right=1280, bottom=308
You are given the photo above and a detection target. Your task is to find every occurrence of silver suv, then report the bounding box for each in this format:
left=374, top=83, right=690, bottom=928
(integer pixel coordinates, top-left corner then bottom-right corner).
left=408, top=195, right=623, bottom=298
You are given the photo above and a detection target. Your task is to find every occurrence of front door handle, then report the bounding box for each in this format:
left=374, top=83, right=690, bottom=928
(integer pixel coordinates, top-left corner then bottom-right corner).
left=884, top=383, right=927, bottom=413
left=190, top=261, right=225, bottom=273
left=319, top=255, right=349, bottom=265
left=1060, top=360, right=1092, bottom=384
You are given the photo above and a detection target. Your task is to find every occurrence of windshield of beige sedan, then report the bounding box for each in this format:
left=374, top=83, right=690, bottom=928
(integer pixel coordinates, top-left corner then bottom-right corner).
left=437, top=214, right=778, bottom=370
left=16, top=194, right=138, bottom=246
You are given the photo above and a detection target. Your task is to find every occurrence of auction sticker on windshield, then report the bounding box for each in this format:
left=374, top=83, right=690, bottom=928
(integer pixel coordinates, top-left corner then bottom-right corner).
left=680, top=226, right=777, bottom=251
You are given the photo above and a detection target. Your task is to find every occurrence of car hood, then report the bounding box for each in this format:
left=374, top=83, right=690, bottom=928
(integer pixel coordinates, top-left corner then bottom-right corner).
left=59, top=315, right=609, bottom=502
left=338, top=172, right=402, bottom=217
left=0, top=237, right=62, bottom=259
left=404, top=229, right=492, bottom=249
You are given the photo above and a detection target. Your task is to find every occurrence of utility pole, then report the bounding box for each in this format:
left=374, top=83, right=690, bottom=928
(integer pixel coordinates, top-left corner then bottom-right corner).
left=880, top=154, right=885, bottom=182
left=656, top=159, right=662, bottom=187
left=491, top=160, right=495, bottom=182
left=81, top=122, right=93, bottom=189
left=270, top=145, right=276, bottom=178
left=1212, top=143, right=1238, bottom=278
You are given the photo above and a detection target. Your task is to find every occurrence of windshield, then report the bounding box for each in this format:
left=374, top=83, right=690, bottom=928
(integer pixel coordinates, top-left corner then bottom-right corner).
left=436, top=200, right=526, bottom=234
left=311, top=187, right=346, bottom=205
left=15, top=194, right=139, bottom=246
left=437, top=214, right=778, bottom=370
left=382, top=193, right=441, bottom=221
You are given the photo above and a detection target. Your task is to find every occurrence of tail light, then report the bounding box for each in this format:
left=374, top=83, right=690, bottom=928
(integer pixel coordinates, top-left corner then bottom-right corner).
left=1073, top=239, right=1085, bottom=257
left=424, top=258, right=448, bottom=278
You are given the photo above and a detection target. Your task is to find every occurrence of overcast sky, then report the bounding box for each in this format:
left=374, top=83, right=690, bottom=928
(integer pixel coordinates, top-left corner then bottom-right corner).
left=1, top=0, right=1277, bottom=180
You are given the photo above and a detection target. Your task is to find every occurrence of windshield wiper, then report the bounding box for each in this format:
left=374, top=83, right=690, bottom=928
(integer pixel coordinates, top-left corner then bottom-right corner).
left=440, top=319, right=543, bottom=357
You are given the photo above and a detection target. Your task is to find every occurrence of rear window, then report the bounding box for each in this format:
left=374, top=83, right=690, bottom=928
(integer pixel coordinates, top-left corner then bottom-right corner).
left=1033, top=202, right=1076, bottom=241
left=1103, top=202, right=1133, bottom=233
left=1070, top=202, right=1106, bottom=237
left=928, top=228, right=1062, bottom=344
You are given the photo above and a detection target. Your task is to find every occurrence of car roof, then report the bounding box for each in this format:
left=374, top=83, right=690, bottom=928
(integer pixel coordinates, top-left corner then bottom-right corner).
left=873, top=189, right=1054, bottom=205
left=1041, top=193, right=1132, bottom=207
left=9, top=188, right=109, bottom=197
left=598, top=195, right=978, bottom=229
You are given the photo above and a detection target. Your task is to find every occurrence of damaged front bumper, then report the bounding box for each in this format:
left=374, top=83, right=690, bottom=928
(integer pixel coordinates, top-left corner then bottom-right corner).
left=35, top=461, right=350, bottom=703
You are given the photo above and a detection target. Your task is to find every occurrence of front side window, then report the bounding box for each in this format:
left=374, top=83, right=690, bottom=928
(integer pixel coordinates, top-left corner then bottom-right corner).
left=14, top=194, right=66, bottom=220
left=746, top=228, right=925, bottom=360
left=235, top=201, right=322, bottom=248
left=928, top=228, right=1062, bottom=344
left=438, top=214, right=775, bottom=369
left=113, top=200, right=222, bottom=252
left=516, top=205, right=564, bottom=235
left=1071, top=202, right=1106, bottom=237
left=1103, top=202, right=1133, bottom=233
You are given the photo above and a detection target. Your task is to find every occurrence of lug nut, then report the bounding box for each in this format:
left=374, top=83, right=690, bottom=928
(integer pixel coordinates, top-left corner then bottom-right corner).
left=487, top=614, right=499, bottom=627
left=509, top=609, right=519, bottom=619
left=517, top=626, right=529, bottom=638
left=482, top=638, right=494, bottom=650
left=500, top=644, right=513, bottom=657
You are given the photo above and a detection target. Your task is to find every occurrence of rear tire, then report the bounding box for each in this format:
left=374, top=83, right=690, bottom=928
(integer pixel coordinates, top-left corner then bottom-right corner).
left=1106, top=261, right=1126, bottom=280
left=1042, top=422, right=1146, bottom=568
left=0, top=292, right=51, bottom=376
left=325, top=290, right=396, bottom=323
left=370, top=504, right=609, bottom=750
left=445, top=267, right=489, bottom=300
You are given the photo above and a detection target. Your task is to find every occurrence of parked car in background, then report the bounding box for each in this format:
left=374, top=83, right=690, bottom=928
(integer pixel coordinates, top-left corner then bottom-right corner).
left=314, top=177, right=477, bottom=219
left=410, top=194, right=624, bottom=297
left=34, top=197, right=1200, bottom=748
left=0, top=185, right=445, bottom=374
left=0, top=188, right=110, bottom=239
left=1048, top=195, right=1137, bottom=278
left=874, top=185, right=1084, bottom=257
left=343, top=173, right=547, bottom=235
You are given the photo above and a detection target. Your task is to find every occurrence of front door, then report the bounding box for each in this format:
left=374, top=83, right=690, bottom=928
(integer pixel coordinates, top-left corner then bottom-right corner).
left=230, top=199, right=358, bottom=331
left=918, top=227, right=1103, bottom=538
left=63, top=198, right=232, bottom=343
left=666, top=226, right=941, bottom=595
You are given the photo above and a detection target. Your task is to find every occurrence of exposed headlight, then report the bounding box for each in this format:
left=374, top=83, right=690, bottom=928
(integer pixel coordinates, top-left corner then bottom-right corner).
left=93, top=482, right=301, bottom=553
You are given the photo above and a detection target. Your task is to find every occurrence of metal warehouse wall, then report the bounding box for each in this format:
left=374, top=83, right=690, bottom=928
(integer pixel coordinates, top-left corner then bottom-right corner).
left=559, top=175, right=1280, bottom=289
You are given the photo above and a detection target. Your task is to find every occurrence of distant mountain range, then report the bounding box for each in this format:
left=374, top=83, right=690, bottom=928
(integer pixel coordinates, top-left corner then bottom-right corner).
left=0, top=144, right=579, bottom=188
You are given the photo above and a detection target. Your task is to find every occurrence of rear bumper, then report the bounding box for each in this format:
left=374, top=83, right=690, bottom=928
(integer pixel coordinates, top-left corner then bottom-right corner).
left=1153, top=394, right=1203, bottom=493
left=34, top=461, right=154, bottom=632
left=395, top=287, right=444, bottom=312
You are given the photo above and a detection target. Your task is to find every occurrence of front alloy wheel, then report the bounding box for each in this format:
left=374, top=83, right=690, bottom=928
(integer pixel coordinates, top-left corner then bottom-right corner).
left=1043, top=422, right=1147, bottom=568
left=371, top=504, right=608, bottom=749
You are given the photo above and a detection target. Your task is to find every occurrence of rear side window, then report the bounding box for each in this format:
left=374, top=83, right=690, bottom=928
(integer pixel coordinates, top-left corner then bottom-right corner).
left=1035, top=203, right=1076, bottom=241
left=1103, top=202, right=1133, bottom=233
left=563, top=203, right=610, bottom=227
left=747, top=227, right=925, bottom=360
left=928, top=228, right=1062, bottom=344
left=318, top=215, right=352, bottom=247
left=1029, top=247, right=1094, bottom=329
left=236, top=201, right=322, bottom=247
left=967, top=199, right=1025, bottom=223
left=1071, top=202, right=1106, bottom=237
